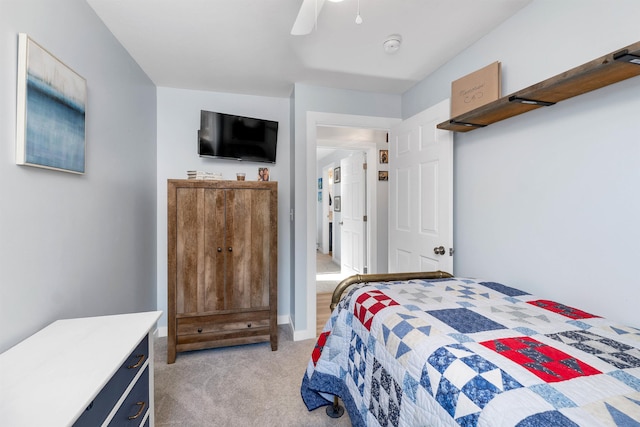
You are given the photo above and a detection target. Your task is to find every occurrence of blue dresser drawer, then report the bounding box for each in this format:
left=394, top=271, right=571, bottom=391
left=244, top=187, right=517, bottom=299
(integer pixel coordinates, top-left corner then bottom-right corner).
left=74, top=335, right=149, bottom=426
left=108, top=366, right=149, bottom=426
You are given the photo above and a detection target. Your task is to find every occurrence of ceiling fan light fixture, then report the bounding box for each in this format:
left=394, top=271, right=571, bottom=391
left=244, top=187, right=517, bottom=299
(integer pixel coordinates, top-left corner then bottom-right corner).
left=383, top=34, right=402, bottom=54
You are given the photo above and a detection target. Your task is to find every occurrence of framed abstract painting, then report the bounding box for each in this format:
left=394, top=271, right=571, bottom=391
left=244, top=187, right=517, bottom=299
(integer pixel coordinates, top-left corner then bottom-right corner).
left=16, top=33, right=87, bottom=174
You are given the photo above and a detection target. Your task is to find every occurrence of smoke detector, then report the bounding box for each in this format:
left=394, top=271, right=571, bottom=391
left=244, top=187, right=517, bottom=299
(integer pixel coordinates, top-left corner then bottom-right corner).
left=383, top=34, right=402, bottom=54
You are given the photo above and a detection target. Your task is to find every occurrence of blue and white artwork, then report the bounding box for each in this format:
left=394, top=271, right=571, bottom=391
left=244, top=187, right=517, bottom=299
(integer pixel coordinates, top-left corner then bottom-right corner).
left=16, top=34, right=86, bottom=174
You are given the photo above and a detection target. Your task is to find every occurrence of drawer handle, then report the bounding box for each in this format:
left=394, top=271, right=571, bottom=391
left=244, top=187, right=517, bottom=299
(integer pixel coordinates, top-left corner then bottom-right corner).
left=247, top=323, right=252, bottom=328
left=128, top=401, right=146, bottom=420
left=197, top=328, right=203, bottom=333
left=128, top=354, right=146, bottom=369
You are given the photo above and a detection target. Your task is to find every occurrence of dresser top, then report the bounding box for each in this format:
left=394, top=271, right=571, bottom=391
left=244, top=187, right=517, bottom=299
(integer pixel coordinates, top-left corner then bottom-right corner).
left=0, top=311, right=161, bottom=426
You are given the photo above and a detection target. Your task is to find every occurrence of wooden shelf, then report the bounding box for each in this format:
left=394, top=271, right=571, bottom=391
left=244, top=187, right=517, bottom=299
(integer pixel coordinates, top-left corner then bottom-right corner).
left=437, top=41, right=640, bottom=132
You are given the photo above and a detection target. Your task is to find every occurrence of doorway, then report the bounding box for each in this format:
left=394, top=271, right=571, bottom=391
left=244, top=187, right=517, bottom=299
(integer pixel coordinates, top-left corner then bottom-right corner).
left=307, top=113, right=401, bottom=337
left=316, top=149, right=366, bottom=295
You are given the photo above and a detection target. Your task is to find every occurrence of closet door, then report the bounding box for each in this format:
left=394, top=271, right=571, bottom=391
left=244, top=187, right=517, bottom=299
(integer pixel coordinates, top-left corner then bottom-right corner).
left=226, top=188, right=272, bottom=310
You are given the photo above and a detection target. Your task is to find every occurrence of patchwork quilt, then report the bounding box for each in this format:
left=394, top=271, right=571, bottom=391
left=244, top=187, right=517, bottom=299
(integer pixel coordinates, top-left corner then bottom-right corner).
left=301, top=277, right=640, bottom=426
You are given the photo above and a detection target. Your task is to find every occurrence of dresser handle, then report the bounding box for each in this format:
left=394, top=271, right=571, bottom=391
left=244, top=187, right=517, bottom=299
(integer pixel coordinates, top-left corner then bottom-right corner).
left=128, top=354, right=146, bottom=369
left=128, top=401, right=146, bottom=420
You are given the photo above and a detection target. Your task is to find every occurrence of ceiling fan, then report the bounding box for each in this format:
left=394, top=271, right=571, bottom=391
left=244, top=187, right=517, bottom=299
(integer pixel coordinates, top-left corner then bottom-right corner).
left=291, top=0, right=327, bottom=35
left=291, top=0, right=361, bottom=35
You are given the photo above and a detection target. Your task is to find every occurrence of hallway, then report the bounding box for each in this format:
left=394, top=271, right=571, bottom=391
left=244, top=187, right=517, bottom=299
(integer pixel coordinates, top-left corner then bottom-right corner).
left=316, top=251, right=346, bottom=294
left=315, top=251, right=348, bottom=336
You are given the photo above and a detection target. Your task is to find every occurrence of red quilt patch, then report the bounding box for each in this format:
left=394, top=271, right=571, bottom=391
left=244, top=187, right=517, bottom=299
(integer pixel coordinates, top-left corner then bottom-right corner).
left=527, top=299, right=599, bottom=319
left=354, top=290, right=399, bottom=330
left=312, top=331, right=331, bottom=366
left=480, top=336, right=601, bottom=383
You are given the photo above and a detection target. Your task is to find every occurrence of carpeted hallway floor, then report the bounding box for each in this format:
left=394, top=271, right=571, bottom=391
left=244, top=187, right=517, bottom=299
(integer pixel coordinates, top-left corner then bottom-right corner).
left=316, top=251, right=347, bottom=294
left=316, top=251, right=349, bottom=336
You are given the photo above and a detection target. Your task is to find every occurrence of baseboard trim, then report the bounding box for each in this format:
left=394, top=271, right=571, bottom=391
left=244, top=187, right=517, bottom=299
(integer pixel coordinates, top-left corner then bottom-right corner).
left=277, top=314, right=289, bottom=325
left=293, top=319, right=316, bottom=341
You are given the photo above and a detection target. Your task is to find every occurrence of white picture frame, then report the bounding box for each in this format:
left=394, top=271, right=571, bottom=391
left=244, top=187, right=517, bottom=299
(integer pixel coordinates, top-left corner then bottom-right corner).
left=16, top=33, right=87, bottom=174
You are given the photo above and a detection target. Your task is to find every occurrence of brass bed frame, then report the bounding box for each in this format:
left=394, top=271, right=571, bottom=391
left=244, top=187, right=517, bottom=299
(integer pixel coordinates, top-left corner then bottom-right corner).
left=325, top=270, right=454, bottom=418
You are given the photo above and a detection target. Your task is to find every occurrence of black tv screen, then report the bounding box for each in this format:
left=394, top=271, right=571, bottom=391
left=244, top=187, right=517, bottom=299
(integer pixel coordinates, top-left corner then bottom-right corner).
left=198, top=110, right=278, bottom=163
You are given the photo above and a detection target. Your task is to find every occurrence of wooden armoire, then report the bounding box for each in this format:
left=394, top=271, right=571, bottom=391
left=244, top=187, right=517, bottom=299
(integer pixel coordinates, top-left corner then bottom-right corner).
left=167, top=179, right=277, bottom=364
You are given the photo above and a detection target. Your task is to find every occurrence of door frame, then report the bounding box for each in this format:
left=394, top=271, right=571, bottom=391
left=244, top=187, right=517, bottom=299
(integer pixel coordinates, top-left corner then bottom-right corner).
left=305, top=112, right=401, bottom=339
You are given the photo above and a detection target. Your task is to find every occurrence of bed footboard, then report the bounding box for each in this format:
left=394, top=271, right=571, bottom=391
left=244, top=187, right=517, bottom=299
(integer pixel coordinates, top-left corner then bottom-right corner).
left=330, top=270, right=453, bottom=311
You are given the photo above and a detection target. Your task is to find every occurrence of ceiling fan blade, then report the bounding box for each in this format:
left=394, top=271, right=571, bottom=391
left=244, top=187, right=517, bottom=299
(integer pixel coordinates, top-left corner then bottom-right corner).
left=291, top=0, right=326, bottom=35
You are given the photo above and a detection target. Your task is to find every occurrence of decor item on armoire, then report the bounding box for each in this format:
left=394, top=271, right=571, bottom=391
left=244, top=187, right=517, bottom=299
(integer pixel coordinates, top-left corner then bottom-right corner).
left=167, top=179, right=278, bottom=364
left=16, top=33, right=87, bottom=174
left=258, top=167, right=270, bottom=181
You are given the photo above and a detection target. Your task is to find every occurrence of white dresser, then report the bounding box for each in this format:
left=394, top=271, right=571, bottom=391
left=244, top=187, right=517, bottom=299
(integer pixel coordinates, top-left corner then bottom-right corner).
left=0, top=311, right=162, bottom=426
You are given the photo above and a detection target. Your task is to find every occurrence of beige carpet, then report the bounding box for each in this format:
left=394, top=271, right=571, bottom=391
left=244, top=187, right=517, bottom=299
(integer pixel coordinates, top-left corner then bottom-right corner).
left=154, top=327, right=352, bottom=426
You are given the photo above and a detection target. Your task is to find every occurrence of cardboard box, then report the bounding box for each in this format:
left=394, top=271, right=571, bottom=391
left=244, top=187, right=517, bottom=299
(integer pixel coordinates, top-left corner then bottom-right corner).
left=451, top=61, right=501, bottom=117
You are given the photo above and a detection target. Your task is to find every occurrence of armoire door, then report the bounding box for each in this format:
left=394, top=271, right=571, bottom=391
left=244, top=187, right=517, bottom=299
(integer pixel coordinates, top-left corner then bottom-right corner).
left=225, top=188, right=273, bottom=310
left=175, top=186, right=204, bottom=317
left=175, top=187, right=226, bottom=316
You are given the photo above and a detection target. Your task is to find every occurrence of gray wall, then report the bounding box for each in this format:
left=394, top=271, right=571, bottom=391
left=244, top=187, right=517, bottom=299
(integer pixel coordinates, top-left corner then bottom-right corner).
left=0, top=0, right=157, bottom=352
left=155, top=87, right=292, bottom=333
left=403, top=0, right=640, bottom=327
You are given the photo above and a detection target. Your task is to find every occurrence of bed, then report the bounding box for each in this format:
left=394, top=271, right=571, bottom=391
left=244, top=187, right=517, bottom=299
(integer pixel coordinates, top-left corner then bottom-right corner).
left=301, top=272, right=640, bottom=426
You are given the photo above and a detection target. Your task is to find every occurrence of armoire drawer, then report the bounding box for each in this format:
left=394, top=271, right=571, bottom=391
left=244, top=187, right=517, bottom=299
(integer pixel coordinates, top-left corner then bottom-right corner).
left=176, top=310, right=270, bottom=336
left=73, top=335, right=149, bottom=427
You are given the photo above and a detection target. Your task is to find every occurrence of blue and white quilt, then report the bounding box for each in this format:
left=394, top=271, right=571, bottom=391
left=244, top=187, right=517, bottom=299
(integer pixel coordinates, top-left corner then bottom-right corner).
left=301, top=277, right=640, bottom=426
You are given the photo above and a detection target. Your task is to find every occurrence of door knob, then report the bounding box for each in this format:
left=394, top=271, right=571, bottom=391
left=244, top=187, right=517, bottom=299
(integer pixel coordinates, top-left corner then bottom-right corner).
left=433, top=246, right=445, bottom=255
left=228, top=247, right=233, bottom=252
left=217, top=247, right=222, bottom=252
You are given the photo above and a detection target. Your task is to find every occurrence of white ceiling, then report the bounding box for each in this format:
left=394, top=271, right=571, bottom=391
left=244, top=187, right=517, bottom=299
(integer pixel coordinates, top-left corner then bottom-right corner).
left=86, top=0, right=531, bottom=98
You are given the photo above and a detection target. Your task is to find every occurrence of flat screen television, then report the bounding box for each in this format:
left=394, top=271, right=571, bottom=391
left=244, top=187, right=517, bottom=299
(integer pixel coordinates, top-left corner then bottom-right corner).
left=198, top=110, right=278, bottom=163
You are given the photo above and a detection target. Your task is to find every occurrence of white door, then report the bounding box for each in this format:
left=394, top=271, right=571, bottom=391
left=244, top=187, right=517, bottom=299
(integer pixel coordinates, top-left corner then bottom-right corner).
left=340, top=153, right=366, bottom=275
left=388, top=99, right=454, bottom=274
